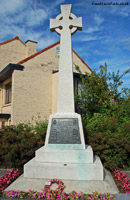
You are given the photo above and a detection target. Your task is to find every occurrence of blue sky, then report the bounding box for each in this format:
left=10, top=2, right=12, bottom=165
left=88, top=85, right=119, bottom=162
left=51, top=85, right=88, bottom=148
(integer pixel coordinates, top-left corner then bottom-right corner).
left=0, top=0, right=130, bottom=89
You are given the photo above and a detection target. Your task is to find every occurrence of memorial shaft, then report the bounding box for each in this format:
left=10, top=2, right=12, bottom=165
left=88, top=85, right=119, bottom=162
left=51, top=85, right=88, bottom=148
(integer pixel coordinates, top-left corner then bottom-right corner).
left=50, top=4, right=82, bottom=113
left=58, top=27, right=74, bottom=113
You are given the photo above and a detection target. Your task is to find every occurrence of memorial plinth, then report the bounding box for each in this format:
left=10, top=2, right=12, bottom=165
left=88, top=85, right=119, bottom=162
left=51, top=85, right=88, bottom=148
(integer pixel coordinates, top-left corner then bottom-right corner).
left=24, top=4, right=104, bottom=182
left=24, top=114, right=103, bottom=181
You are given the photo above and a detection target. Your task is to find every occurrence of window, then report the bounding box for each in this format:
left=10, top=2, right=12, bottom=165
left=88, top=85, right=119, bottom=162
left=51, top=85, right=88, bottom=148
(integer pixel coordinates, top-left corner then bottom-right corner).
left=5, top=82, right=12, bottom=104
left=74, top=76, right=85, bottom=115
left=74, top=77, right=83, bottom=95
left=1, top=121, right=5, bottom=128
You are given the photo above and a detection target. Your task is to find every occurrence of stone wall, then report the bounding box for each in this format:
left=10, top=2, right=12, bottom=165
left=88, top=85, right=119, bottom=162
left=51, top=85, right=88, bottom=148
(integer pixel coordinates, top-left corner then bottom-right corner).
left=0, top=38, right=91, bottom=125
left=25, top=40, right=37, bottom=57
left=0, top=39, right=26, bottom=71
left=11, top=44, right=91, bottom=124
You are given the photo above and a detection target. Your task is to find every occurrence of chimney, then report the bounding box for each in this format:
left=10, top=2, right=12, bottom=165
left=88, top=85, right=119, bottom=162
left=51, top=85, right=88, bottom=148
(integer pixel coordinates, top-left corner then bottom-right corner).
left=25, top=40, right=37, bottom=57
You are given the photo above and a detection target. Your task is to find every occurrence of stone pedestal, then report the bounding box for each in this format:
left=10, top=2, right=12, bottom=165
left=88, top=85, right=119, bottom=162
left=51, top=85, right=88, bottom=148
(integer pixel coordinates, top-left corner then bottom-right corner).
left=24, top=113, right=104, bottom=181
left=45, top=113, right=86, bottom=149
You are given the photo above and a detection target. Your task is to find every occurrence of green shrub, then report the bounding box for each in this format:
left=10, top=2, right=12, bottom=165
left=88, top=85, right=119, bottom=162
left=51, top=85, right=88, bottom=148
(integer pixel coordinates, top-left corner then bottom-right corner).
left=0, top=121, right=47, bottom=170
left=86, top=115, right=130, bottom=170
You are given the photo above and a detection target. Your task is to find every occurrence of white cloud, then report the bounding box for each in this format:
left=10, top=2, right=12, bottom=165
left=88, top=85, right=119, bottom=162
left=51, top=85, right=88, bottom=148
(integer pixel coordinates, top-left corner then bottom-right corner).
left=25, top=9, right=48, bottom=26
left=0, top=0, right=50, bottom=43
left=110, top=59, right=130, bottom=68
left=118, top=37, right=130, bottom=50
left=93, top=49, right=105, bottom=55
left=109, top=5, right=130, bottom=17
left=55, top=0, right=65, bottom=5
left=84, top=26, right=101, bottom=33
left=94, top=14, right=104, bottom=26
left=96, top=59, right=112, bottom=67
left=78, top=35, right=105, bottom=42
left=83, top=14, right=103, bottom=34
left=96, top=58, right=130, bottom=75
left=0, top=4, right=48, bottom=27
left=37, top=37, right=58, bottom=50
left=0, top=0, right=68, bottom=43
left=0, top=0, right=26, bottom=15
left=81, top=35, right=98, bottom=41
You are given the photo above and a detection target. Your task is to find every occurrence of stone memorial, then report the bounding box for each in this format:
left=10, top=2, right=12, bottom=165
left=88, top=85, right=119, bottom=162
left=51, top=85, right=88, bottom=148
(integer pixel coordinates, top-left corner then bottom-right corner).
left=5, top=4, right=118, bottom=194
left=24, top=4, right=104, bottom=181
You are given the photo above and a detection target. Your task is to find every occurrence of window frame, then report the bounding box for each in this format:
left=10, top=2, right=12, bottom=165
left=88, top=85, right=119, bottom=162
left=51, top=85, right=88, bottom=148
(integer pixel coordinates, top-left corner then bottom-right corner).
left=5, top=82, right=12, bottom=104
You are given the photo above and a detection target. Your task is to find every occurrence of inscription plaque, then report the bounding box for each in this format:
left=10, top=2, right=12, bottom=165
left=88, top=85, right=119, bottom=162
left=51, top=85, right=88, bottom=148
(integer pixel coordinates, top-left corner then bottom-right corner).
left=48, top=118, right=81, bottom=144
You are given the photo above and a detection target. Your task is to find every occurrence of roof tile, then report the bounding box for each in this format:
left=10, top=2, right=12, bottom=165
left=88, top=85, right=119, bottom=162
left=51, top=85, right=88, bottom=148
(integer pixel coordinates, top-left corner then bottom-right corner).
left=17, top=40, right=92, bottom=71
left=0, top=36, right=25, bottom=46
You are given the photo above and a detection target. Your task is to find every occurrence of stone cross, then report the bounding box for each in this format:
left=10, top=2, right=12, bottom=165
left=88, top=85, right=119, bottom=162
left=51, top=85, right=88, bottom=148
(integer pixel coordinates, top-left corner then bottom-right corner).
left=50, top=4, right=82, bottom=113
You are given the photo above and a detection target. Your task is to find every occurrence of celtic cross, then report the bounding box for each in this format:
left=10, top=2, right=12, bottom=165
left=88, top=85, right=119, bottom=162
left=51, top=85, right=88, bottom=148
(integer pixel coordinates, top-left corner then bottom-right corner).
left=50, top=4, right=82, bottom=113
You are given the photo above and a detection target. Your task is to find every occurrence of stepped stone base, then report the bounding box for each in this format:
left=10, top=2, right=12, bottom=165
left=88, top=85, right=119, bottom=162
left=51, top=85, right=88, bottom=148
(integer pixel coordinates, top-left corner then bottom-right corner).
left=15, top=112, right=105, bottom=191
left=35, top=145, right=93, bottom=163
left=24, top=155, right=103, bottom=180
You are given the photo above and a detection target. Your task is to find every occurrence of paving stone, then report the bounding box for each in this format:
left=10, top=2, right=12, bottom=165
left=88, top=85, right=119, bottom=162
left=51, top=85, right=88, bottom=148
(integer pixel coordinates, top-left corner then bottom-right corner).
left=115, top=193, right=130, bottom=200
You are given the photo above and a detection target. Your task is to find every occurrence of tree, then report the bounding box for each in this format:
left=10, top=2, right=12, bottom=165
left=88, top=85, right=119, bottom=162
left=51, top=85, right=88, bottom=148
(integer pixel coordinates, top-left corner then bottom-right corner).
left=75, top=64, right=130, bottom=170
left=75, top=63, right=130, bottom=122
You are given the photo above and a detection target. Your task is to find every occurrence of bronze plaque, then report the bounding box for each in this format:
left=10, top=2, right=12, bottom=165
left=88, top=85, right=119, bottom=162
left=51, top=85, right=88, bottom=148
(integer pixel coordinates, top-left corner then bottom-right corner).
left=48, top=118, right=81, bottom=144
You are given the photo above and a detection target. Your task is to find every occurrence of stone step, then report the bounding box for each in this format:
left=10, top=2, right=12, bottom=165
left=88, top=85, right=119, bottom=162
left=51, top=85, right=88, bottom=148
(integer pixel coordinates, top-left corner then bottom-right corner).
left=35, top=145, right=93, bottom=164
left=5, top=169, right=118, bottom=194
left=24, top=156, right=103, bottom=181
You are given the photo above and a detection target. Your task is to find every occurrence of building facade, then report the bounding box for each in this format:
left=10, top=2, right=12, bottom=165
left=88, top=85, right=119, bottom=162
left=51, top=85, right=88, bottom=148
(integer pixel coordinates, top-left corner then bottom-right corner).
left=0, top=36, right=92, bottom=127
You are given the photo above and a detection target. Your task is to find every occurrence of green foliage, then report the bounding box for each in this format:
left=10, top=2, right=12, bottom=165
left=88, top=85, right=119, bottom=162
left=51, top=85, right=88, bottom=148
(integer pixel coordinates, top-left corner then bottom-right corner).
left=75, top=64, right=111, bottom=119
left=0, top=121, right=47, bottom=170
left=86, top=115, right=130, bottom=170
left=75, top=63, right=130, bottom=170
left=108, top=68, right=130, bottom=101
left=110, top=95, right=130, bottom=123
left=75, top=63, right=130, bottom=120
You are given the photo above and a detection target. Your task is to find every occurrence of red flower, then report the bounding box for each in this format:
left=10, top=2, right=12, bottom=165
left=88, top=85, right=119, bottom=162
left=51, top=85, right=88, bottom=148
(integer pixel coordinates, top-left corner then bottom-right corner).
left=43, top=178, right=65, bottom=193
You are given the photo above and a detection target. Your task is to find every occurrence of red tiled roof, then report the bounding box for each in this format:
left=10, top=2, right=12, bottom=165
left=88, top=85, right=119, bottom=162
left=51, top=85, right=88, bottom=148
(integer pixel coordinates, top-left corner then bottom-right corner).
left=17, top=41, right=92, bottom=71
left=17, top=41, right=60, bottom=65
left=0, top=36, right=91, bottom=71
left=0, top=36, right=25, bottom=46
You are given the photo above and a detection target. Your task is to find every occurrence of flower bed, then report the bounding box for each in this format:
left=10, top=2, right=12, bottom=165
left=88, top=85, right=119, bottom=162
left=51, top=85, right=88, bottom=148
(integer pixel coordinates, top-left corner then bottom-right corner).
left=1, top=168, right=130, bottom=199
left=0, top=168, right=19, bottom=193
left=0, top=171, right=116, bottom=199
left=113, top=169, right=130, bottom=193
left=3, top=190, right=115, bottom=199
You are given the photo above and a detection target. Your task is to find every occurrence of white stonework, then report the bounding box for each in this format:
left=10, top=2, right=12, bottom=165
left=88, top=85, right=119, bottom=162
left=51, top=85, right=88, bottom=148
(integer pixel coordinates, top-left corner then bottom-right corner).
left=50, top=4, right=82, bottom=113
left=45, top=4, right=85, bottom=149
left=24, top=4, right=104, bottom=182
left=35, top=145, right=93, bottom=163
left=24, top=156, right=103, bottom=181
left=2, top=5, right=117, bottom=192
left=5, top=169, right=118, bottom=194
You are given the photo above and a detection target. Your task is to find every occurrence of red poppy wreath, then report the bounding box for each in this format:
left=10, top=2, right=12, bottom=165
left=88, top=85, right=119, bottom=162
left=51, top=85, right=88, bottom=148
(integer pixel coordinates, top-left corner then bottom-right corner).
left=44, top=179, right=65, bottom=193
